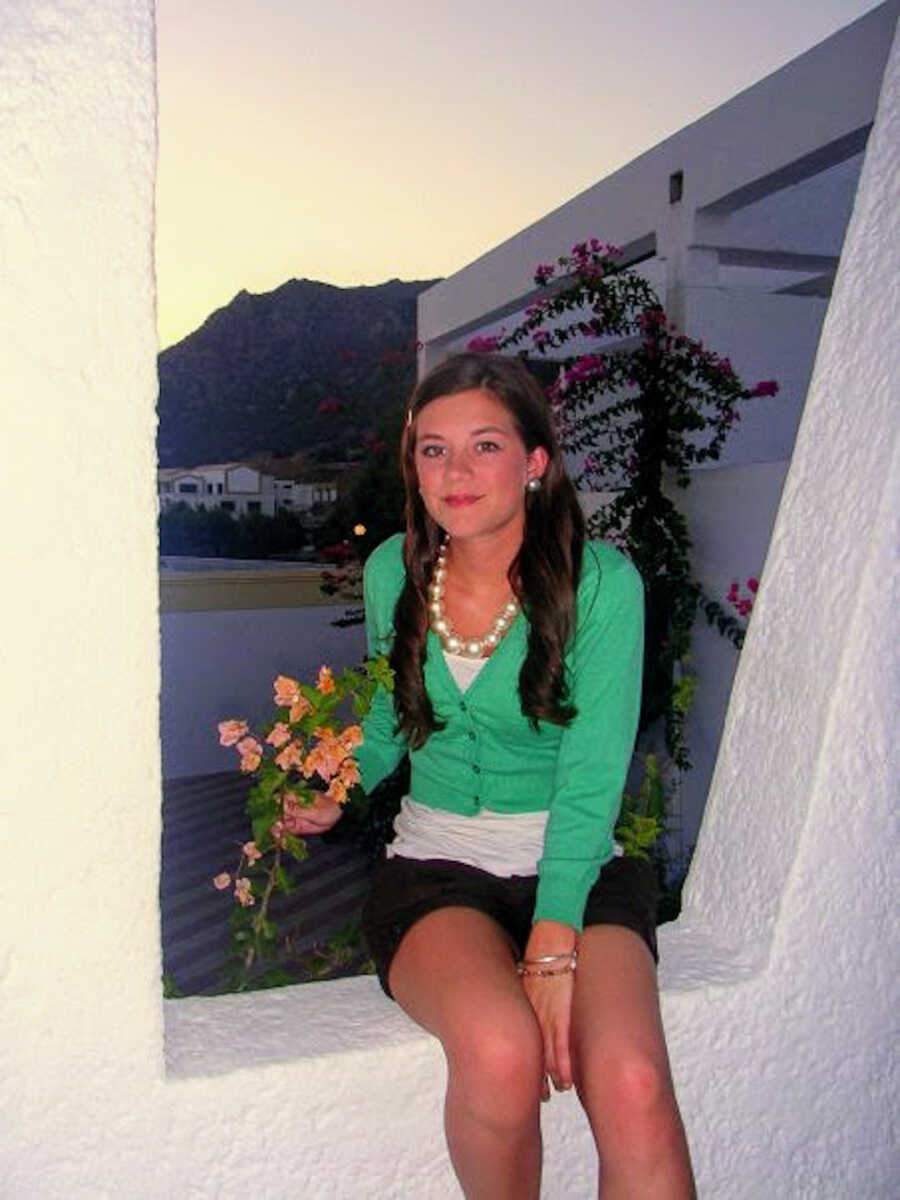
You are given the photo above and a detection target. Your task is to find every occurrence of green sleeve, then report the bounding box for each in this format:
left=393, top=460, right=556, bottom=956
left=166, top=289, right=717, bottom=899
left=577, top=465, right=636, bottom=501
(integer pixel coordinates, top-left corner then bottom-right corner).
left=534, top=548, right=644, bottom=929
left=356, top=538, right=408, bottom=795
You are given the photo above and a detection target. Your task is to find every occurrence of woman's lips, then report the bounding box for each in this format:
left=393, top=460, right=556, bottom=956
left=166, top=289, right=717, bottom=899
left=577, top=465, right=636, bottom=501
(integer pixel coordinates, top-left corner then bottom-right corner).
left=443, top=494, right=482, bottom=507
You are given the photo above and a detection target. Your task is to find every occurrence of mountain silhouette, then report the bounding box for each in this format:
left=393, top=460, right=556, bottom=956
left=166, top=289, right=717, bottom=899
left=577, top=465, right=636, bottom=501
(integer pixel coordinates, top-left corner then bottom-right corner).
left=157, top=277, right=438, bottom=468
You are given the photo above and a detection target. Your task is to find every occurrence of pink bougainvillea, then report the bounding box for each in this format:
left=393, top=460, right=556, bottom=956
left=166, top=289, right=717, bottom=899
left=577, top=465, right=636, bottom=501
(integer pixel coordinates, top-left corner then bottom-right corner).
left=466, top=334, right=501, bottom=353
left=747, top=380, right=779, bottom=398
left=727, top=577, right=759, bottom=619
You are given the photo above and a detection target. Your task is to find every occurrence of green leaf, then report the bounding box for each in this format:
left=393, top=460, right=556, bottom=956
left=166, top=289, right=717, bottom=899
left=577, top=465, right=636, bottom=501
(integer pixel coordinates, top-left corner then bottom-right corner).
left=252, top=813, right=276, bottom=845
left=161, top=972, right=184, bottom=999
left=255, top=968, right=296, bottom=990
left=283, top=833, right=308, bottom=861
left=248, top=789, right=280, bottom=819
left=257, top=766, right=284, bottom=798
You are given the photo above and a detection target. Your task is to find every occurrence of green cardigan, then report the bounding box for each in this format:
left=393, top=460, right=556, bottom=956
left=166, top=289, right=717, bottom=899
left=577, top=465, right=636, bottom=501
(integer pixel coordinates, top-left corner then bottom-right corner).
left=356, top=533, right=644, bottom=930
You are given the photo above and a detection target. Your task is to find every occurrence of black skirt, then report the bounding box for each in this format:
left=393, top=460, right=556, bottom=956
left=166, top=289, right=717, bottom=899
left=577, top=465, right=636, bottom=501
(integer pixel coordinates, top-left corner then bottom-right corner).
left=361, top=852, right=659, bottom=998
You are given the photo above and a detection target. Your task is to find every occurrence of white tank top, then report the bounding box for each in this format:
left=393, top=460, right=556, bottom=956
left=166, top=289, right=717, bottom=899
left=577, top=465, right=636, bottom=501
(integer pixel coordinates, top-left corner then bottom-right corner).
left=386, top=651, right=548, bottom=877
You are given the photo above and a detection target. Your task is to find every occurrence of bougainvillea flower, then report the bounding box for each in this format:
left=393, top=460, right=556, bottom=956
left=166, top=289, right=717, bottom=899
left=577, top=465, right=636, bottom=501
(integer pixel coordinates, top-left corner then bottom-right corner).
left=339, top=759, right=361, bottom=789
left=289, top=695, right=312, bottom=723
left=326, top=778, right=348, bottom=805
left=236, top=736, right=262, bottom=773
left=274, top=740, right=304, bottom=772
left=266, top=722, right=292, bottom=748
left=466, top=334, right=500, bottom=353
left=564, top=355, right=606, bottom=386
left=748, top=379, right=779, bottom=398
left=242, top=841, right=262, bottom=865
left=213, top=872, right=231, bottom=890
left=339, top=724, right=363, bottom=752
left=218, top=719, right=249, bottom=747
left=274, top=675, right=301, bottom=707
left=316, top=666, right=336, bottom=695
left=234, top=877, right=255, bottom=907
left=302, top=734, right=345, bottom=782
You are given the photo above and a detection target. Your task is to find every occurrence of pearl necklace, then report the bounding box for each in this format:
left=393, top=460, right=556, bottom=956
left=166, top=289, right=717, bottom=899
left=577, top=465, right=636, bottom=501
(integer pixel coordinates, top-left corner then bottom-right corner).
left=427, top=540, right=520, bottom=658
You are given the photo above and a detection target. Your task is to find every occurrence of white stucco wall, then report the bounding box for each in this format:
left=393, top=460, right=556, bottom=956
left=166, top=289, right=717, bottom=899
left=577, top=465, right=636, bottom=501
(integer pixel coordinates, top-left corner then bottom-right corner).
left=662, top=460, right=790, bottom=862
left=661, top=17, right=900, bottom=1185
left=1, top=5, right=897, bottom=1200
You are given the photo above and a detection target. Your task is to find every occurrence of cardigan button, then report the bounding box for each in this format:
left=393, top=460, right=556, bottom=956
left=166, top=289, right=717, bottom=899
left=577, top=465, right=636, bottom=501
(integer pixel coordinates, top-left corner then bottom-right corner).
left=472, top=765, right=481, bottom=774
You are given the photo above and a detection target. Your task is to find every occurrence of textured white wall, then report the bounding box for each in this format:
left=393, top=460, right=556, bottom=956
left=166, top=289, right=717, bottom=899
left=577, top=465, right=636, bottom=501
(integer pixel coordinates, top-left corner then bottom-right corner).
left=0, top=0, right=166, bottom=1187
left=1, top=4, right=897, bottom=1200
left=664, top=14, right=900, bottom=1193
left=665, top=461, right=790, bottom=861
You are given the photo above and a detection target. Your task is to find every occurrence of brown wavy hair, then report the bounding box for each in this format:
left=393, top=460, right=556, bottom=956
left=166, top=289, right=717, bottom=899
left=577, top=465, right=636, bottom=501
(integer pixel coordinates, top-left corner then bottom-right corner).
left=390, top=352, right=585, bottom=748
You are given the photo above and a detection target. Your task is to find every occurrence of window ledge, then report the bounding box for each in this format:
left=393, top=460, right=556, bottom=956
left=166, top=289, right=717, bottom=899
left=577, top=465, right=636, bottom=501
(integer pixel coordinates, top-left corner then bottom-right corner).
left=164, top=975, right=427, bottom=1080
left=164, top=916, right=769, bottom=1081
left=657, top=917, right=768, bottom=991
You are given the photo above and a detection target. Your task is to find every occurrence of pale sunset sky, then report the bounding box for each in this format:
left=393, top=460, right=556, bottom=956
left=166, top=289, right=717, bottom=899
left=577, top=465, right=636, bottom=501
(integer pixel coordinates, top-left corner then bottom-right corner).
left=155, top=0, right=883, bottom=349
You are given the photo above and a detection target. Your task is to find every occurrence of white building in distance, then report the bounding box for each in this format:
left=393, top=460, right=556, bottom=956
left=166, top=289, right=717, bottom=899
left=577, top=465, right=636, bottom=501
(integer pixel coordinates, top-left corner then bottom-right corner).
left=157, top=462, right=338, bottom=518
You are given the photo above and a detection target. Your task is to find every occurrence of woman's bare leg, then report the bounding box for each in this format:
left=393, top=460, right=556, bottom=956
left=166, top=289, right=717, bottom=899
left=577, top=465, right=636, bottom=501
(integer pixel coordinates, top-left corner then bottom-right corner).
left=571, top=926, right=695, bottom=1199
left=389, top=907, right=545, bottom=1200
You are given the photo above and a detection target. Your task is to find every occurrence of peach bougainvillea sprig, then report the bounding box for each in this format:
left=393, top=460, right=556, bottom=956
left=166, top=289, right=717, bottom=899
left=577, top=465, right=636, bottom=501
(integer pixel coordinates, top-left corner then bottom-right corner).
left=212, top=655, right=393, bottom=990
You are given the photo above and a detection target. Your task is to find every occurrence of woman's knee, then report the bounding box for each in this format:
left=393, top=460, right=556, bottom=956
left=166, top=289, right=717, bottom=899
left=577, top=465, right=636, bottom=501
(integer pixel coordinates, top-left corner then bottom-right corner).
left=575, top=1047, right=674, bottom=1140
left=445, top=1015, right=544, bottom=1125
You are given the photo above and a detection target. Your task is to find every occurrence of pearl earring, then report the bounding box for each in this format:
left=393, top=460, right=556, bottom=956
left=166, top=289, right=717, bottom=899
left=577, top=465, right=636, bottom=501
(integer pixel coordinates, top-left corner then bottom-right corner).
left=525, top=477, right=542, bottom=493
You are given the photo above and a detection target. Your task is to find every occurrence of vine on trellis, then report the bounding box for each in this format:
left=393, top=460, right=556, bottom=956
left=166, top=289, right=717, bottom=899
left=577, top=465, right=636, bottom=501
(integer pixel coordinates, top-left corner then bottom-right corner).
left=484, top=240, right=777, bottom=771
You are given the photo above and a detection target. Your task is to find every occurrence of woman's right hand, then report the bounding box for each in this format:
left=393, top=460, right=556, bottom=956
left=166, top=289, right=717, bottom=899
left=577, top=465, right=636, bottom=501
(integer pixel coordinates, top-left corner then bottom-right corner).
left=287, top=794, right=344, bottom=836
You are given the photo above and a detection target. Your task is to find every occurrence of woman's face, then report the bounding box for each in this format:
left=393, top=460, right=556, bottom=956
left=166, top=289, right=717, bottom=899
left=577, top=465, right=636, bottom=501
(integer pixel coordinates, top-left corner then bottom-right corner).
left=413, top=388, right=548, bottom=544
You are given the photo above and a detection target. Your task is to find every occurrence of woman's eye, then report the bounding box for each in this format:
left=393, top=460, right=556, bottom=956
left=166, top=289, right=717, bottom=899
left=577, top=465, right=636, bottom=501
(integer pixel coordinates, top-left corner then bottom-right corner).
left=419, top=444, right=444, bottom=458
left=475, top=440, right=501, bottom=453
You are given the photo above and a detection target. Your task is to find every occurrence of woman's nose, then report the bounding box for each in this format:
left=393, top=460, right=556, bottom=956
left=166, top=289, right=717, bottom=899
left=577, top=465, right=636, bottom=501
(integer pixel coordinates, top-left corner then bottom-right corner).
left=445, top=448, right=474, bottom=477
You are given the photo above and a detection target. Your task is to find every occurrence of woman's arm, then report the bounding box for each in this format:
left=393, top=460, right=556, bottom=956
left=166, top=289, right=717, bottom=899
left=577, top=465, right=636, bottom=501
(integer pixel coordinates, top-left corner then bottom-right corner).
left=534, top=545, right=645, bottom=929
left=355, top=537, right=408, bottom=795
left=523, top=546, right=644, bottom=1090
left=521, top=916, right=578, bottom=1093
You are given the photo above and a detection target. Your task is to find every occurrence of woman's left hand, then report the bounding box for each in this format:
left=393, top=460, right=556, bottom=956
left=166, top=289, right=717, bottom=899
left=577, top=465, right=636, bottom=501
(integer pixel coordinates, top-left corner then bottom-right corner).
left=520, top=920, right=578, bottom=1096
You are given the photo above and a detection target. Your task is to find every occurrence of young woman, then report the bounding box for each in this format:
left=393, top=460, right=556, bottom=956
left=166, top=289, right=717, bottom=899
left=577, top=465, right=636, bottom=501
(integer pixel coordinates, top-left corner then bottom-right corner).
left=296, top=353, right=694, bottom=1198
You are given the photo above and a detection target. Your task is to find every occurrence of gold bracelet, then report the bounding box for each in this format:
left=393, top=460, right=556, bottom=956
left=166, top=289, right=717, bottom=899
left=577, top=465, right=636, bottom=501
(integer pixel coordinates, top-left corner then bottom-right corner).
left=517, top=961, right=577, bottom=978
